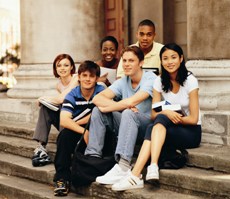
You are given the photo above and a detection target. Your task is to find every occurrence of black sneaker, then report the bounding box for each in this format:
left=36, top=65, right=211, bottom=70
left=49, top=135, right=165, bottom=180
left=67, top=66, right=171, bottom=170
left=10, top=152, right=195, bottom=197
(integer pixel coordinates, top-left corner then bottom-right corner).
left=54, top=180, right=70, bottom=196
left=32, top=145, right=52, bottom=167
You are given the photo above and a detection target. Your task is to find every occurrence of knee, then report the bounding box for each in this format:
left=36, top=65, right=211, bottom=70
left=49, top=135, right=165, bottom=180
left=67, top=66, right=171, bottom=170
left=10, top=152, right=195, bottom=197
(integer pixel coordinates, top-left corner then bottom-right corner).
left=91, top=107, right=102, bottom=119
left=121, top=109, right=135, bottom=118
left=154, top=114, right=168, bottom=122
left=153, top=114, right=172, bottom=127
left=57, top=129, right=71, bottom=144
left=152, top=123, right=165, bottom=132
left=144, top=123, right=154, bottom=140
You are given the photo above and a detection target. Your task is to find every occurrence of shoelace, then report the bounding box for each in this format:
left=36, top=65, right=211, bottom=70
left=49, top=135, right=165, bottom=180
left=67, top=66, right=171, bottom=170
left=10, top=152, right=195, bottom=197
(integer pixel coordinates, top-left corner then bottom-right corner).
left=56, top=181, right=65, bottom=189
left=34, top=145, right=46, bottom=154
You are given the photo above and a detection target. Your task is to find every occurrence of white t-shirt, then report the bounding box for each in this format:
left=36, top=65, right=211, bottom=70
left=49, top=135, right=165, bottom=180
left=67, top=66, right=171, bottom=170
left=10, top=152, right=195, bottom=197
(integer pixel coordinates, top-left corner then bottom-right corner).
left=154, top=73, right=201, bottom=125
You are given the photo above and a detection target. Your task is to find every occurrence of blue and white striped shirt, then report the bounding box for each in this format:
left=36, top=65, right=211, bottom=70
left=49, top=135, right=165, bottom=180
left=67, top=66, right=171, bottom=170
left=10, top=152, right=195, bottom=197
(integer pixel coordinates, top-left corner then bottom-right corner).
left=62, top=84, right=104, bottom=121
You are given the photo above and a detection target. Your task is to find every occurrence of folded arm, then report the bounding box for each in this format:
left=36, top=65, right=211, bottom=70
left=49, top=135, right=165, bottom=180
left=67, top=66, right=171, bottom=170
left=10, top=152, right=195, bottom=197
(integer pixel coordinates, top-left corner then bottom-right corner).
left=93, top=88, right=150, bottom=113
left=60, top=110, right=89, bottom=143
left=151, top=88, right=199, bottom=125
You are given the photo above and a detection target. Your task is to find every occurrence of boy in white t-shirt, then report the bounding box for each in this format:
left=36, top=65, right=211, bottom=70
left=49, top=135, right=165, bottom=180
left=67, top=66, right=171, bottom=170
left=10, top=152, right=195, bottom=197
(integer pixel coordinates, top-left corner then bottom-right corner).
left=85, top=46, right=157, bottom=185
left=112, top=43, right=202, bottom=191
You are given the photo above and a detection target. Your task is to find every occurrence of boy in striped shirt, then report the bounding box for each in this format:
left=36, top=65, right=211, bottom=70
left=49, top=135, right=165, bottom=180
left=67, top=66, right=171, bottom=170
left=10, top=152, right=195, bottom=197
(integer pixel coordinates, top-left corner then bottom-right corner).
left=53, top=60, right=104, bottom=197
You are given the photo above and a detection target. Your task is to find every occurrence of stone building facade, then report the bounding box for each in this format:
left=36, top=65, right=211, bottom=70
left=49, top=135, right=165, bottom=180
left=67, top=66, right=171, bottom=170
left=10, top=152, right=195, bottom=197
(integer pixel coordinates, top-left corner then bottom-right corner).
left=0, top=0, right=229, bottom=146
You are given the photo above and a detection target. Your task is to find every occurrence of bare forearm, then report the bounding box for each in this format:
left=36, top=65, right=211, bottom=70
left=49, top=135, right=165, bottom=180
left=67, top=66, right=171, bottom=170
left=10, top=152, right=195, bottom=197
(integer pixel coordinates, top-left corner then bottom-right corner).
left=61, top=119, right=85, bottom=134
left=98, top=103, right=126, bottom=113
left=52, top=76, right=79, bottom=104
left=93, top=94, right=116, bottom=107
left=180, top=115, right=198, bottom=125
left=76, top=114, right=91, bottom=126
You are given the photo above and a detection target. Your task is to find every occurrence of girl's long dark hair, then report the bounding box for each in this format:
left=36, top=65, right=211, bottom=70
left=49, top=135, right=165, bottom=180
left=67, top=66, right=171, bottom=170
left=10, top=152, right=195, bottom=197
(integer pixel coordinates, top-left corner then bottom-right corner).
left=160, top=43, right=188, bottom=92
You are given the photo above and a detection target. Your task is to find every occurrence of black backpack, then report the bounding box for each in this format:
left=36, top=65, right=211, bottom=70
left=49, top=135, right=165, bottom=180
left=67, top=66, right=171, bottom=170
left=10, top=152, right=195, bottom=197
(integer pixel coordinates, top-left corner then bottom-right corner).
left=71, top=115, right=117, bottom=187
left=158, top=147, right=188, bottom=169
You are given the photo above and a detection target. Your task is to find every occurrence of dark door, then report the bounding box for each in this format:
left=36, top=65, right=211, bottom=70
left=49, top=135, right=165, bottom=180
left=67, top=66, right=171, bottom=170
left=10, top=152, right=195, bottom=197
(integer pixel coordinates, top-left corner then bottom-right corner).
left=105, top=0, right=124, bottom=55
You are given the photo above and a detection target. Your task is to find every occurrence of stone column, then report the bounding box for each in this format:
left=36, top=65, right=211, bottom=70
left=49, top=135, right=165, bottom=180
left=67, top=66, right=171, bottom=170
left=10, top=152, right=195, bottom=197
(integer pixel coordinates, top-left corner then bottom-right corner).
left=0, top=0, right=104, bottom=123
left=7, top=0, right=104, bottom=98
left=129, top=0, right=163, bottom=43
left=186, top=0, right=230, bottom=145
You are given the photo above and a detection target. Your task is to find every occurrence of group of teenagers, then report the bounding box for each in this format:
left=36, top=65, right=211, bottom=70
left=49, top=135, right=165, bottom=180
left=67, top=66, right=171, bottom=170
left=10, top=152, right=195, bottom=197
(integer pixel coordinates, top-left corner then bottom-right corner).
left=31, top=19, right=202, bottom=197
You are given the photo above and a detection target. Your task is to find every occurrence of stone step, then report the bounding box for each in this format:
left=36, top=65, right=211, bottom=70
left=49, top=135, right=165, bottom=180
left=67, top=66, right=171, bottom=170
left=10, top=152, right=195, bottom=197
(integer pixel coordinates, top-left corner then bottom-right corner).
left=187, top=145, right=230, bottom=173
left=159, top=167, right=230, bottom=198
left=0, top=121, right=58, bottom=143
left=77, top=182, right=205, bottom=199
left=0, top=134, right=56, bottom=160
left=0, top=130, right=229, bottom=174
left=0, top=167, right=205, bottom=199
left=0, top=121, right=229, bottom=198
left=0, top=98, right=38, bottom=124
left=0, top=173, right=90, bottom=199
left=76, top=167, right=230, bottom=199
left=0, top=152, right=54, bottom=184
left=0, top=150, right=229, bottom=198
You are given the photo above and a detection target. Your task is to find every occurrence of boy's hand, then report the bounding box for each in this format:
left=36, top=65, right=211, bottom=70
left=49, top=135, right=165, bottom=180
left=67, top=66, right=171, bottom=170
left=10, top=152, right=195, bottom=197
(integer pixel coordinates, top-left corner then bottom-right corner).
left=130, top=106, right=139, bottom=112
left=83, top=130, right=89, bottom=144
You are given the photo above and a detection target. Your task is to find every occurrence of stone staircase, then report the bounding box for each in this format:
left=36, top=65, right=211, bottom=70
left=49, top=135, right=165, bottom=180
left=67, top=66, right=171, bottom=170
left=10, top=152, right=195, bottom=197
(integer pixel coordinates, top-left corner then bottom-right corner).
left=0, top=121, right=229, bottom=199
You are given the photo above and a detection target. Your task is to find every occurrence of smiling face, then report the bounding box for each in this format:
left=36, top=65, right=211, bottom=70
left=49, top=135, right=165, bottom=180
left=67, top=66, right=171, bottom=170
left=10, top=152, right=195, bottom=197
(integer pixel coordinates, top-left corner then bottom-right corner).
left=136, top=25, right=155, bottom=52
left=122, top=51, right=143, bottom=77
left=161, top=49, right=183, bottom=75
left=56, top=58, right=73, bottom=78
left=101, top=40, right=117, bottom=62
left=78, top=70, right=97, bottom=90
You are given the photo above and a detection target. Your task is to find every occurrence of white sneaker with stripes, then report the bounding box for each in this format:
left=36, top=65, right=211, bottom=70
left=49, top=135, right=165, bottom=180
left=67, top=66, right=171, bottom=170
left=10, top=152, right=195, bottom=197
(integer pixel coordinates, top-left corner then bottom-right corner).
left=112, top=171, right=144, bottom=191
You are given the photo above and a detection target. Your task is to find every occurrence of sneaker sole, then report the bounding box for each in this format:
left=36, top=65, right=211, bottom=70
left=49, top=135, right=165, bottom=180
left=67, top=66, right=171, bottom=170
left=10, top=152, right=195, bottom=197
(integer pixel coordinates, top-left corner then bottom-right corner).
left=54, top=190, right=68, bottom=196
left=146, top=178, right=159, bottom=186
left=146, top=176, right=159, bottom=181
left=32, top=160, right=52, bottom=167
left=96, top=177, right=121, bottom=185
left=112, top=184, right=144, bottom=191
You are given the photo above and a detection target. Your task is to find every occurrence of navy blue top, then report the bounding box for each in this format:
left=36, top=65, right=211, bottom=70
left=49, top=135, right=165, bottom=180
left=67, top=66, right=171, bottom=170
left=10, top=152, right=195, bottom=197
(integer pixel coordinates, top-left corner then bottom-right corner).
left=61, top=84, right=104, bottom=121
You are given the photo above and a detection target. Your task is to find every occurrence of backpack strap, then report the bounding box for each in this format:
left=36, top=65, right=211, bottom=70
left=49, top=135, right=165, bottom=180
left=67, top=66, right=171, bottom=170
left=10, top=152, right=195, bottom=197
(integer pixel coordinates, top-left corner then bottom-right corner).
left=74, top=117, right=91, bottom=153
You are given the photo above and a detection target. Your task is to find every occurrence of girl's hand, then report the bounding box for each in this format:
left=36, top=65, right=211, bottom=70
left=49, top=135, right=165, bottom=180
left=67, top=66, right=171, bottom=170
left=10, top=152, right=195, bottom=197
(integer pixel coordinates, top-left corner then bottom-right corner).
left=37, top=98, right=42, bottom=106
left=98, top=73, right=108, bottom=83
left=37, top=96, right=47, bottom=106
left=165, top=110, right=183, bottom=124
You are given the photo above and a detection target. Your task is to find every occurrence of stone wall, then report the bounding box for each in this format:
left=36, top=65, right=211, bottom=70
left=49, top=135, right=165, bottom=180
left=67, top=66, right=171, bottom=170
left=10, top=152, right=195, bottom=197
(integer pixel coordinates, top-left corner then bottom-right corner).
left=187, top=0, right=230, bottom=146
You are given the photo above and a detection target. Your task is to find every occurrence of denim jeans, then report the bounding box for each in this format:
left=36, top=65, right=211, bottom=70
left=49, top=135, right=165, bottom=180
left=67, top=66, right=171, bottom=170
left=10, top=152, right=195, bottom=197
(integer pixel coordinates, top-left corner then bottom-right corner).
left=85, top=107, right=151, bottom=163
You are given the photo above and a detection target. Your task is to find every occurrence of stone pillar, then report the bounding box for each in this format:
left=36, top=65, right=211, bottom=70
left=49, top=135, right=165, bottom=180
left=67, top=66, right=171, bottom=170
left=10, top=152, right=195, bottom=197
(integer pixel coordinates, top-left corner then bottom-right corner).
left=0, top=0, right=104, bottom=123
left=129, top=0, right=163, bottom=44
left=186, top=0, right=230, bottom=145
left=7, top=0, right=104, bottom=98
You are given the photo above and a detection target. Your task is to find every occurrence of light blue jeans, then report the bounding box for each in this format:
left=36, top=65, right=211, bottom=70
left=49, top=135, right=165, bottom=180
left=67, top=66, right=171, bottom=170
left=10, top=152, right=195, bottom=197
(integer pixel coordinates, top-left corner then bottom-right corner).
left=85, top=107, right=152, bottom=163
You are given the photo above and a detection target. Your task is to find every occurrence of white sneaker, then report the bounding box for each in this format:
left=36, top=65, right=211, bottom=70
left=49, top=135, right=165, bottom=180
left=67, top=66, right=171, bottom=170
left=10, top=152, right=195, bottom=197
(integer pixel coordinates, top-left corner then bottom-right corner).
left=96, top=164, right=128, bottom=185
left=112, top=171, right=144, bottom=191
left=146, top=163, right=159, bottom=181
left=32, top=144, right=51, bottom=167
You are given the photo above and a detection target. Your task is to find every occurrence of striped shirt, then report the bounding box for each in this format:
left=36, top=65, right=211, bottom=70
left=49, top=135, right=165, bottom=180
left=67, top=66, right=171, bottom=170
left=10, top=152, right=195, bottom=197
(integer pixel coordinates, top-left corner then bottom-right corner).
left=61, top=84, right=104, bottom=121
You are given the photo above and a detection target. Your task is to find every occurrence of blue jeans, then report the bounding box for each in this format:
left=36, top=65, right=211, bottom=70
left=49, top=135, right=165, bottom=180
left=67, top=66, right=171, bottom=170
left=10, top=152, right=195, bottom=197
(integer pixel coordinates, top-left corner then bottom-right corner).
left=85, top=107, right=151, bottom=163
